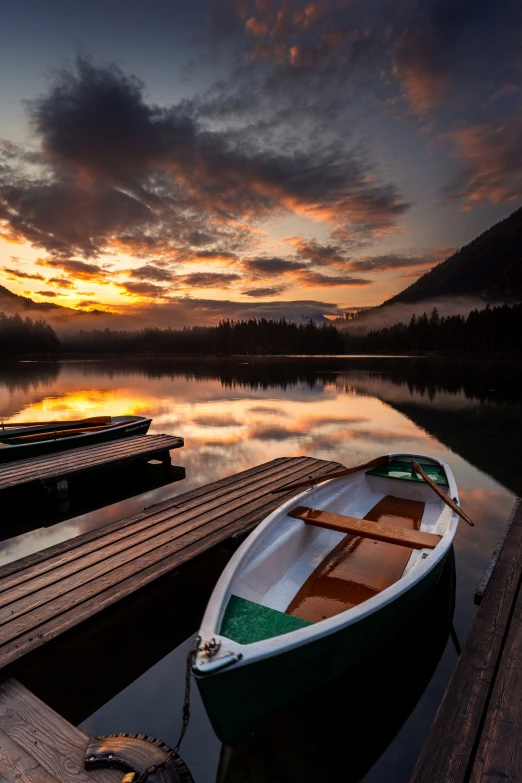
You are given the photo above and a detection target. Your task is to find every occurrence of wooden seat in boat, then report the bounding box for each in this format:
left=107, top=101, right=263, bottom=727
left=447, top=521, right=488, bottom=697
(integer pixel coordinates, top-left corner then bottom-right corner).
left=286, top=496, right=435, bottom=623
left=289, top=506, right=442, bottom=550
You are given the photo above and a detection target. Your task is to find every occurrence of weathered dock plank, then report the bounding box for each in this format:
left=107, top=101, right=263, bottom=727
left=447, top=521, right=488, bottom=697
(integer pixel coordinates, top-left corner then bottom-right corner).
left=469, top=568, right=522, bottom=781
left=475, top=497, right=522, bottom=605
left=410, top=497, right=522, bottom=782
left=0, top=456, right=341, bottom=672
left=0, top=678, right=119, bottom=783
left=0, top=434, right=183, bottom=494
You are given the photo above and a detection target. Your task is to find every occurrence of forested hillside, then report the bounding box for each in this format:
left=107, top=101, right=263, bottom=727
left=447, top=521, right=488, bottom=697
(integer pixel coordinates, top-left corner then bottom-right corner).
left=387, top=206, right=522, bottom=303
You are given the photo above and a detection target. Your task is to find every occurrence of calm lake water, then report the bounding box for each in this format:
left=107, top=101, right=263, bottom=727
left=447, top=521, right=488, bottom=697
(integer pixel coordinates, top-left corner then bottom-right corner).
left=2, top=356, right=521, bottom=782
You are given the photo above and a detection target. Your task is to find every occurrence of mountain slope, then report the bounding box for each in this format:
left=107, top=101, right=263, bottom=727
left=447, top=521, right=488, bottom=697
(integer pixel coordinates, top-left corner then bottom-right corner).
left=386, top=206, right=522, bottom=304
left=0, top=285, right=70, bottom=313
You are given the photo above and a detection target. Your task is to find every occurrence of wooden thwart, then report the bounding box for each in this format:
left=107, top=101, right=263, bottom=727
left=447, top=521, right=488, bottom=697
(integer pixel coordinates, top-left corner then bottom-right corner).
left=289, top=505, right=442, bottom=550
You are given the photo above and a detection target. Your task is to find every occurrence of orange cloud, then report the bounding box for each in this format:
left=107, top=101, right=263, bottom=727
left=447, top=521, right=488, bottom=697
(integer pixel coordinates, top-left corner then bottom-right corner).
left=446, top=115, right=522, bottom=207
left=1, top=266, right=45, bottom=282
left=37, top=257, right=111, bottom=283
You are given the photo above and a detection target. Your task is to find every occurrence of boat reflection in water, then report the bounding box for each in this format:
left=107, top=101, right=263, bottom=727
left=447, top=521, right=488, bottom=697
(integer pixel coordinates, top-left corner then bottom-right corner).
left=218, top=550, right=456, bottom=783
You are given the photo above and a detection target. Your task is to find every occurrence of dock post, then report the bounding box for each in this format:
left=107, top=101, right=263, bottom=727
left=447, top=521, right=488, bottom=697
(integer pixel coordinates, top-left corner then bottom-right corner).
left=161, top=449, right=172, bottom=474
left=41, top=477, right=70, bottom=513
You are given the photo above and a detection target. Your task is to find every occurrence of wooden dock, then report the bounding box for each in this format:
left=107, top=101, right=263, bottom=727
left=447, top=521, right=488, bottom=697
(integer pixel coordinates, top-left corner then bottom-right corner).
left=0, top=434, right=183, bottom=498
left=0, top=678, right=120, bottom=782
left=410, top=497, right=522, bottom=782
left=0, top=455, right=341, bottom=674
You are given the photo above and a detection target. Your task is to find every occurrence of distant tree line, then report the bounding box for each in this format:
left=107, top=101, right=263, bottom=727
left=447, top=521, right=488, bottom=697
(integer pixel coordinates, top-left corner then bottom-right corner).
left=0, top=313, right=61, bottom=355
left=343, top=303, right=522, bottom=354
left=62, top=318, right=346, bottom=355
left=2, top=303, right=522, bottom=356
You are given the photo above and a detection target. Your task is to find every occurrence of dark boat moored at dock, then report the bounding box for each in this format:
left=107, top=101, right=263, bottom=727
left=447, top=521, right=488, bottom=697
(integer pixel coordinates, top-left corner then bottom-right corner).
left=0, top=415, right=152, bottom=462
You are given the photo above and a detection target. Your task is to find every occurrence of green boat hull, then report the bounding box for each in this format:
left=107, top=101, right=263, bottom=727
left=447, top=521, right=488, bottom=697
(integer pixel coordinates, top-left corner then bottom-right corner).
left=196, top=553, right=447, bottom=746
left=0, top=419, right=151, bottom=463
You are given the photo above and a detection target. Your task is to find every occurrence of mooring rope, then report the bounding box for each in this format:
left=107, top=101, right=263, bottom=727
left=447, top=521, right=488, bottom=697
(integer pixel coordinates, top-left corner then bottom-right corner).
left=136, top=638, right=199, bottom=782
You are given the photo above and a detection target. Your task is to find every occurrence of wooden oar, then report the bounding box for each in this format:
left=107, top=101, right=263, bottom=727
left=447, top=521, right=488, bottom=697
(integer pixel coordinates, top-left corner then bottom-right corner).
left=411, top=460, right=474, bottom=527
left=271, top=455, right=389, bottom=494
left=0, top=416, right=112, bottom=429
left=13, top=419, right=139, bottom=443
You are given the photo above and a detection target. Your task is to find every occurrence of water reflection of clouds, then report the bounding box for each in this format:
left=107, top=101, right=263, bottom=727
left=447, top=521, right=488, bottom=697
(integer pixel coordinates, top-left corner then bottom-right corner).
left=0, top=362, right=516, bottom=605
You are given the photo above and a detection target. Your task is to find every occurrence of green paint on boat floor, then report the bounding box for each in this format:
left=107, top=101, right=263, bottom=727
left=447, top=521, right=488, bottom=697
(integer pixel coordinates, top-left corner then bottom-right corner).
left=221, top=595, right=312, bottom=645
left=367, top=460, right=449, bottom=486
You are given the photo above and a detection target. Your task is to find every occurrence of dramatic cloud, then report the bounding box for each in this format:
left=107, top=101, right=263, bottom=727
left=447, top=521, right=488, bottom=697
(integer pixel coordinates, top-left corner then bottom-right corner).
left=37, top=257, right=110, bottom=281
left=210, top=0, right=522, bottom=216
left=2, top=2, right=521, bottom=322
left=0, top=56, right=408, bottom=272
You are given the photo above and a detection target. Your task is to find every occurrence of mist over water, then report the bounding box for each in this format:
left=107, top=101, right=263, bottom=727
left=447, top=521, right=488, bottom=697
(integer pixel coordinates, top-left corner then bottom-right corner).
left=3, top=355, right=520, bottom=782
left=343, top=296, right=494, bottom=334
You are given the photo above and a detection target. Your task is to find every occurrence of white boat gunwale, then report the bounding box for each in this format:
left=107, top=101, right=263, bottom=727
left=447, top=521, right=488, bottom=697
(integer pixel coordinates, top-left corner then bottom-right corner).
left=194, top=452, right=459, bottom=674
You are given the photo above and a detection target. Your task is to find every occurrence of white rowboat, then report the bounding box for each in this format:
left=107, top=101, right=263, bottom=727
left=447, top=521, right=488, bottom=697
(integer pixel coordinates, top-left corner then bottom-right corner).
left=192, top=453, right=460, bottom=745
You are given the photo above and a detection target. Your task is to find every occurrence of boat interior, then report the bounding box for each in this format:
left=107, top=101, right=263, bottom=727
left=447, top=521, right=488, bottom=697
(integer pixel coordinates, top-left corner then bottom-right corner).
left=220, top=459, right=450, bottom=645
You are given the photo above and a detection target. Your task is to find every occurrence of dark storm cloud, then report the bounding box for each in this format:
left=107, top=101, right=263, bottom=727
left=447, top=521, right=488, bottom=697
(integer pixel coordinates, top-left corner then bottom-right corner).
left=0, top=56, right=408, bottom=264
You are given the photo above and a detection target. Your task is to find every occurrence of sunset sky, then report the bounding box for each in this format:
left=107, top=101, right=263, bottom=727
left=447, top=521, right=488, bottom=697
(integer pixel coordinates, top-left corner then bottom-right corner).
left=1, top=0, right=521, bottom=324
